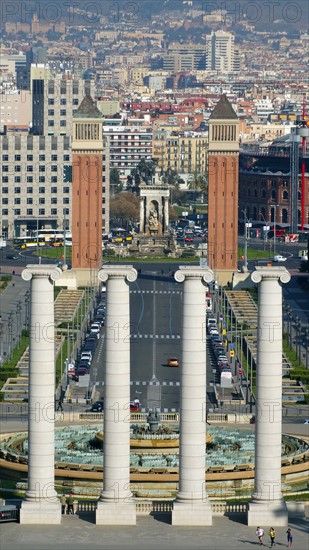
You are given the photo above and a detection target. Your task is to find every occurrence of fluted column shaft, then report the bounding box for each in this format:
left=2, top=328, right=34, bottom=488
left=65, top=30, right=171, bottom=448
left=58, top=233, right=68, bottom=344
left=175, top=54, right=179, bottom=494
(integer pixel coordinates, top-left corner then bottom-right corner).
left=98, top=266, right=137, bottom=502
left=247, top=266, right=290, bottom=526
left=172, top=266, right=213, bottom=526
left=22, top=265, right=62, bottom=501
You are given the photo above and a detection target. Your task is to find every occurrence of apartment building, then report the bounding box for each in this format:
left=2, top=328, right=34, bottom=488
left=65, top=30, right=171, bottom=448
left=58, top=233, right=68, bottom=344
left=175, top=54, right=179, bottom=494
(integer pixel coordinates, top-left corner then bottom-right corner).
left=104, top=125, right=153, bottom=181
left=0, top=132, right=110, bottom=238
left=206, top=31, right=239, bottom=72
left=152, top=129, right=208, bottom=175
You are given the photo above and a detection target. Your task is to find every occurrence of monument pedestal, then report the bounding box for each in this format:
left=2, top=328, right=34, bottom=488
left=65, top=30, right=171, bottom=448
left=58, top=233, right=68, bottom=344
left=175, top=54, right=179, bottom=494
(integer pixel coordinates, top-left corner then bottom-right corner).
left=247, top=499, right=288, bottom=526
left=20, top=500, right=61, bottom=524
left=172, top=501, right=213, bottom=526
left=96, top=500, right=136, bottom=525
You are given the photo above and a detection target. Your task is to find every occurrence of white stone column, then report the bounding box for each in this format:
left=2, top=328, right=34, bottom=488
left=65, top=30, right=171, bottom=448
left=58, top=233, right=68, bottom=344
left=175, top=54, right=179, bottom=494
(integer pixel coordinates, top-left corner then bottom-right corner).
left=172, top=266, right=214, bottom=526
left=96, top=265, right=137, bottom=525
left=19, top=265, right=62, bottom=525
left=139, top=197, right=145, bottom=233
left=163, top=197, right=169, bottom=233
left=247, top=266, right=290, bottom=526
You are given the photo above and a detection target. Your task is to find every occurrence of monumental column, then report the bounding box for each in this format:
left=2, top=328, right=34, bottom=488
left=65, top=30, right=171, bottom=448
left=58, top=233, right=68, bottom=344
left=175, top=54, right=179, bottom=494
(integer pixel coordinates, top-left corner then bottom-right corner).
left=247, top=266, right=290, bottom=526
left=172, top=266, right=214, bottom=526
left=96, top=265, right=137, bottom=525
left=19, top=265, right=62, bottom=524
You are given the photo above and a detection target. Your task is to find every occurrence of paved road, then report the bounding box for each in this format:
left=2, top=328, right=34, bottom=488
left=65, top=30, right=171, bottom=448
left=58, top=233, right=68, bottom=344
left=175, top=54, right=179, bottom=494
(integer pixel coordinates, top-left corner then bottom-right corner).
left=1, top=513, right=308, bottom=550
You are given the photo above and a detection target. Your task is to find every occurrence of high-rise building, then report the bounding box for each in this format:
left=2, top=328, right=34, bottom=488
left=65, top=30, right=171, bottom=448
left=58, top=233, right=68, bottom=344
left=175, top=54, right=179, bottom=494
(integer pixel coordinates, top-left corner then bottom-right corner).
left=31, top=70, right=93, bottom=136
left=71, top=95, right=104, bottom=269
left=208, top=95, right=239, bottom=278
left=206, top=31, right=237, bottom=73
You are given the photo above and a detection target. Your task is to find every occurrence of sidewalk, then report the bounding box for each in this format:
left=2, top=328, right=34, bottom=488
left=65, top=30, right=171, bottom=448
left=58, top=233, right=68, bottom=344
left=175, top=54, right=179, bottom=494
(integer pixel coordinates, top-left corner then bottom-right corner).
left=0, top=512, right=308, bottom=550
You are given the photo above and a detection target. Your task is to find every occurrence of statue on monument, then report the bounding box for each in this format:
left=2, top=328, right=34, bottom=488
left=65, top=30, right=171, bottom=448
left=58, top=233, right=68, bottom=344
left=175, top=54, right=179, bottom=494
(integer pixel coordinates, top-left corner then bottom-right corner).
left=148, top=208, right=159, bottom=231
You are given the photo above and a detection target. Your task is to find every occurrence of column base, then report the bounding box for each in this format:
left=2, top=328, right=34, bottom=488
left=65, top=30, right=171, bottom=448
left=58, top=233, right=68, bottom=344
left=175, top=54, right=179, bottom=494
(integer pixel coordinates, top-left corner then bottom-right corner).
left=247, top=499, right=288, bottom=526
left=172, top=501, right=213, bottom=526
left=19, top=500, right=61, bottom=524
left=95, top=500, right=136, bottom=525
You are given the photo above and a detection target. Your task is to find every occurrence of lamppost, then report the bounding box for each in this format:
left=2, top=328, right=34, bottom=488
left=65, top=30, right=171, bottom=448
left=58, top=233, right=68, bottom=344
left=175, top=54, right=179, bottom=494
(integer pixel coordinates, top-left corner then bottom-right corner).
left=273, top=203, right=279, bottom=256
left=242, top=209, right=252, bottom=271
left=36, top=216, right=41, bottom=264
left=260, top=212, right=270, bottom=251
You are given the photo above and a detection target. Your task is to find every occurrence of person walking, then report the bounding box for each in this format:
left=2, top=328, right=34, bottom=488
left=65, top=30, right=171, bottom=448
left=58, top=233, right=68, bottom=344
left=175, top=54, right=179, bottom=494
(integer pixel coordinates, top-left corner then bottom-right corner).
left=286, top=528, right=293, bottom=547
left=67, top=492, right=74, bottom=515
left=60, top=494, right=66, bottom=515
left=256, top=526, right=265, bottom=546
left=269, top=527, right=276, bottom=547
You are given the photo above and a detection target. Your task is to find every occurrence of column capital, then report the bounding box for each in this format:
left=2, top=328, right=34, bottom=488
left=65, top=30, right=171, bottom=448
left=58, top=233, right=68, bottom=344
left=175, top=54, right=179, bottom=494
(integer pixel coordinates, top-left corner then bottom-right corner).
left=251, top=266, right=291, bottom=285
left=174, top=266, right=214, bottom=285
left=98, top=265, right=137, bottom=283
left=22, top=265, right=62, bottom=283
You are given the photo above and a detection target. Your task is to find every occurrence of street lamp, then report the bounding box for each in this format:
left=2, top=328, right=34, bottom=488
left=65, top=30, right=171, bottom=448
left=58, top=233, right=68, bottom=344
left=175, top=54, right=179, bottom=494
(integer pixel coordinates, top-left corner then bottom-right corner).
left=242, top=209, right=252, bottom=271
left=273, top=204, right=279, bottom=257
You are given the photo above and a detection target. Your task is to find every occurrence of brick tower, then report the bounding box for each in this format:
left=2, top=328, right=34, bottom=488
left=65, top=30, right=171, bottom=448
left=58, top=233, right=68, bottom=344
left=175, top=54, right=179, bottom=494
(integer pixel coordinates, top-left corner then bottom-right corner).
left=208, top=95, right=239, bottom=280
left=72, top=95, right=103, bottom=269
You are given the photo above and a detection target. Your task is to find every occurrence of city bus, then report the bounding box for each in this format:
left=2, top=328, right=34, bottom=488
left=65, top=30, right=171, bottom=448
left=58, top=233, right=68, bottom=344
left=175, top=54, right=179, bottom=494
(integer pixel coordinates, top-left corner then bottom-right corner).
left=31, top=229, right=64, bottom=243
left=13, top=237, right=46, bottom=249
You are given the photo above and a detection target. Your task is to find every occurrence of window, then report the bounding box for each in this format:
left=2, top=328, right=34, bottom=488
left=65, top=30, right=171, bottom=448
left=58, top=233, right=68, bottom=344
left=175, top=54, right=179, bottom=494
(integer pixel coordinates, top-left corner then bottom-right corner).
left=63, top=187, right=69, bottom=193
left=2, top=155, right=9, bottom=161
left=48, top=109, right=54, bottom=116
left=283, top=190, right=289, bottom=200
left=2, top=165, right=8, bottom=172
left=26, top=209, right=33, bottom=215
left=60, top=109, right=66, bottom=116
left=14, top=187, right=21, bottom=193
left=48, top=98, right=54, bottom=105
left=48, top=120, right=54, bottom=127
left=27, top=198, right=33, bottom=204
left=51, top=187, right=57, bottom=193
left=14, top=176, right=21, bottom=183
left=51, top=208, right=57, bottom=215
left=51, top=155, right=58, bottom=161
left=39, top=154, right=45, bottom=161
left=60, top=120, right=66, bottom=127
left=39, top=208, right=45, bottom=215
left=60, top=98, right=67, bottom=104
left=2, top=198, right=8, bottom=204
left=14, top=165, right=21, bottom=172
left=51, top=176, right=58, bottom=183
left=14, top=209, right=20, bottom=215
left=39, top=165, right=45, bottom=172
left=63, top=155, right=70, bottom=161
left=73, top=98, right=79, bottom=105
left=27, top=176, right=33, bottom=183
left=15, top=154, right=21, bottom=161
left=39, top=198, right=45, bottom=204
left=51, top=165, right=57, bottom=172
left=63, top=197, right=69, bottom=204
left=63, top=208, right=69, bottom=215
left=39, top=187, right=45, bottom=193
left=2, top=177, right=8, bottom=183
left=27, top=187, right=33, bottom=193
left=2, top=209, right=8, bottom=215
left=39, top=176, right=45, bottom=183
left=27, top=165, right=33, bottom=172
left=51, top=197, right=57, bottom=204
left=27, top=155, right=33, bottom=161
left=2, top=187, right=8, bottom=193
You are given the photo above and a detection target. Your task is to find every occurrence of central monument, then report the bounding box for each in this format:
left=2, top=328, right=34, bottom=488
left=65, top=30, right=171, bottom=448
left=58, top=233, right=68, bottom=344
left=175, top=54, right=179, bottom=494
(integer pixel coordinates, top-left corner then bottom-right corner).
left=139, top=168, right=170, bottom=236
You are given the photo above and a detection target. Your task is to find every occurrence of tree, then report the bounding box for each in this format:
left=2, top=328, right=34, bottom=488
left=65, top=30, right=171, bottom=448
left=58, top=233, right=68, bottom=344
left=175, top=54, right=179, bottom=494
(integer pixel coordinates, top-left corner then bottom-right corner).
left=110, top=192, right=139, bottom=229
left=188, top=172, right=208, bottom=202
left=110, top=168, right=123, bottom=196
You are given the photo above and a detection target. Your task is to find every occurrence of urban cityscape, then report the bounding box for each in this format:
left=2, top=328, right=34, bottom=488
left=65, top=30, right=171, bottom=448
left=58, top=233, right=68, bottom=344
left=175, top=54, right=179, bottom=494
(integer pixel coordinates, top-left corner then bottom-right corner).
left=0, top=1, right=308, bottom=548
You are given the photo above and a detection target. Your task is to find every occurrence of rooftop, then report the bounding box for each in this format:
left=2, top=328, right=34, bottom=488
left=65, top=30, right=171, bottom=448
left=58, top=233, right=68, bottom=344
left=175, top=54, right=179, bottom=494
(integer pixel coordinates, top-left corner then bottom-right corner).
left=74, top=95, right=103, bottom=119
left=209, top=94, right=238, bottom=121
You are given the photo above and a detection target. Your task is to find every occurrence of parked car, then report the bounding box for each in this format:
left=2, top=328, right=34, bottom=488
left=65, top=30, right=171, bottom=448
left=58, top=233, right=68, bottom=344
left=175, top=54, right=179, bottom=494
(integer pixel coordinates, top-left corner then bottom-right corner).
left=86, top=400, right=104, bottom=412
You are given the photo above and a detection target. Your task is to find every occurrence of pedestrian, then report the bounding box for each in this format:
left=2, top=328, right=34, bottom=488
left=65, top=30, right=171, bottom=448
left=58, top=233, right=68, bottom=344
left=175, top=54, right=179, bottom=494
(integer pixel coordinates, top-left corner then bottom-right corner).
left=286, top=528, right=293, bottom=547
left=60, top=494, right=66, bottom=515
left=256, top=526, right=265, bottom=545
left=56, top=399, right=63, bottom=412
left=269, top=527, right=276, bottom=547
left=67, top=492, right=74, bottom=515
